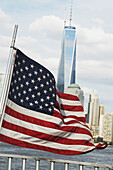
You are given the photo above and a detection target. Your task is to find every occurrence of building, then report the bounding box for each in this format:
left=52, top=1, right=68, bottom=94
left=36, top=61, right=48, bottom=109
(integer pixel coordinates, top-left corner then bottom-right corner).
left=99, top=113, right=113, bottom=144
left=88, top=90, right=100, bottom=128
left=64, top=84, right=84, bottom=106
left=57, top=25, right=76, bottom=93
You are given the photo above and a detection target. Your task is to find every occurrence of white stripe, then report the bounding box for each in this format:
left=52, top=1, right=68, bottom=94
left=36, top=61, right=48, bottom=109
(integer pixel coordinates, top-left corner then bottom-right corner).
left=1, top=128, right=95, bottom=152
left=60, top=110, right=85, bottom=117
left=4, top=114, right=91, bottom=140
left=7, top=99, right=62, bottom=124
left=57, top=97, right=81, bottom=106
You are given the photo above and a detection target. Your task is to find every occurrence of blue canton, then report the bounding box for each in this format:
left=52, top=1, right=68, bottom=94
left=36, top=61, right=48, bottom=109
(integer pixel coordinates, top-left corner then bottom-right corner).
left=8, top=49, right=56, bottom=115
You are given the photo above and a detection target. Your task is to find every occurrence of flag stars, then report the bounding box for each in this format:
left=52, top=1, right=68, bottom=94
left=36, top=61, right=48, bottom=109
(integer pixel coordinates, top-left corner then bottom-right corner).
left=34, top=71, right=38, bottom=75
left=46, top=82, right=49, bottom=85
left=49, top=108, right=52, bottom=112
left=45, top=103, right=48, bottom=107
left=31, top=64, right=34, bottom=68
left=26, top=97, right=29, bottom=101
left=47, top=96, right=50, bottom=100
left=20, top=99, right=24, bottom=103
left=18, top=77, right=21, bottom=81
left=40, top=69, right=43, bottom=72
left=20, top=68, right=23, bottom=72
left=18, top=62, right=21, bottom=66
left=16, top=71, right=19, bottom=75
left=26, top=81, right=29, bottom=86
left=28, top=73, right=32, bottom=77
left=32, top=94, right=35, bottom=98
left=25, top=66, right=29, bottom=70
left=28, top=88, right=32, bottom=92
left=38, top=77, right=41, bottom=81
left=22, top=60, right=25, bottom=63
left=43, top=75, right=46, bottom=79
left=31, top=79, right=35, bottom=83
left=35, top=101, right=38, bottom=104
left=39, top=105, right=43, bottom=109
left=37, top=92, right=41, bottom=96
left=40, top=84, right=44, bottom=88
left=34, top=86, right=38, bottom=90
left=16, top=86, right=19, bottom=90
left=21, top=84, right=24, bottom=88
left=23, top=75, right=26, bottom=79
left=44, top=90, right=47, bottom=94
left=18, top=93, right=21, bottom=97
left=23, top=90, right=26, bottom=94
left=30, top=103, right=33, bottom=106
left=41, top=98, right=44, bottom=102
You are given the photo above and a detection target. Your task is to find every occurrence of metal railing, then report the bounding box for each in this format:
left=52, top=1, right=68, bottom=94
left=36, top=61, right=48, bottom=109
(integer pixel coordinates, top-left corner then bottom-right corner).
left=0, top=153, right=113, bottom=170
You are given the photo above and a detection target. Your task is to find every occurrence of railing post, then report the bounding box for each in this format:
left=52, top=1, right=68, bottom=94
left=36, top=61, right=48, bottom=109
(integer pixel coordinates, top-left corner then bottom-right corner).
left=8, top=157, right=12, bottom=170
left=22, top=158, right=26, bottom=170
left=64, top=163, right=69, bottom=170
left=50, top=161, right=55, bottom=170
left=79, top=165, right=84, bottom=170
left=35, top=160, right=40, bottom=170
left=94, top=167, right=99, bottom=170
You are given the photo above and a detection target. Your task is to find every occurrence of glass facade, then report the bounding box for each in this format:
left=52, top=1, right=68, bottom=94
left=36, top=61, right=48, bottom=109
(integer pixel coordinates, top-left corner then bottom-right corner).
left=57, top=26, right=76, bottom=93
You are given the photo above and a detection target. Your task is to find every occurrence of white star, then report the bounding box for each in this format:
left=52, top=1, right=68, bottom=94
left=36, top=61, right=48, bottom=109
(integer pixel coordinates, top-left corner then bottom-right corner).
left=44, top=90, right=47, bottom=94
left=39, top=105, right=43, bottom=109
left=49, top=108, right=52, bottom=112
left=40, top=69, right=43, bottom=72
left=46, top=82, right=49, bottom=85
left=50, top=79, right=52, bottom=83
left=23, top=90, right=26, bottom=94
left=28, top=73, right=32, bottom=77
left=25, top=66, right=29, bottom=70
left=14, top=80, right=17, bottom=83
left=22, top=60, right=25, bottom=63
left=26, top=81, right=29, bottom=86
left=18, top=93, right=21, bottom=96
left=20, top=68, right=23, bottom=72
left=52, top=94, right=55, bottom=97
left=21, top=84, right=24, bottom=88
left=34, top=86, right=38, bottom=90
left=47, top=96, right=50, bottom=100
left=40, top=84, right=44, bottom=88
left=16, top=71, right=19, bottom=75
left=50, top=102, right=54, bottom=105
left=45, top=103, right=48, bottom=107
left=18, top=62, right=21, bottom=65
left=34, top=71, right=38, bottom=75
left=28, top=88, right=32, bottom=92
left=12, top=89, right=15, bottom=92
left=43, top=75, right=46, bottom=79
left=18, top=77, right=21, bottom=81
left=31, top=79, right=35, bottom=83
left=32, top=94, right=35, bottom=98
left=14, top=95, right=17, bottom=99
left=30, top=103, right=33, bottom=106
left=49, top=88, right=52, bottom=91
left=47, top=73, right=49, bottom=77
left=16, top=86, right=19, bottom=90
left=35, top=101, right=38, bottom=104
left=31, top=64, right=34, bottom=68
left=41, top=98, right=44, bottom=102
left=38, top=77, right=41, bottom=81
left=26, top=97, right=29, bottom=101
left=20, top=99, right=24, bottom=103
left=37, top=92, right=41, bottom=96
left=23, top=75, right=26, bottom=79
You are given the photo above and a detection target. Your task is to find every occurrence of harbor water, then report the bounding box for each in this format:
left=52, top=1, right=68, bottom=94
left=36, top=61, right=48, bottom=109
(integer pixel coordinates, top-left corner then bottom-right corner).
left=0, top=141, right=113, bottom=170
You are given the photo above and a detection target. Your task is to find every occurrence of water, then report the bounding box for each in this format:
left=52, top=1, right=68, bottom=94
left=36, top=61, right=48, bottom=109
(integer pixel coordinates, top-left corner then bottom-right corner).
left=0, top=142, right=113, bottom=170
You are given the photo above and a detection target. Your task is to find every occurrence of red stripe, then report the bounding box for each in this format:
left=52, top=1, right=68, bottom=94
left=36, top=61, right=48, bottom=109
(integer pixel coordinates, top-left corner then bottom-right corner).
left=56, top=90, right=79, bottom=101
left=61, top=104, right=84, bottom=111
left=2, top=120, right=94, bottom=146
left=0, top=134, right=95, bottom=155
left=5, top=106, right=92, bottom=136
left=64, top=115, right=86, bottom=123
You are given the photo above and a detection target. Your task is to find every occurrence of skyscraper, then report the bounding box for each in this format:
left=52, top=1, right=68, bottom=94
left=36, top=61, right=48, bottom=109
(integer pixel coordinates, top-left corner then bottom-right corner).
left=57, top=25, right=76, bottom=93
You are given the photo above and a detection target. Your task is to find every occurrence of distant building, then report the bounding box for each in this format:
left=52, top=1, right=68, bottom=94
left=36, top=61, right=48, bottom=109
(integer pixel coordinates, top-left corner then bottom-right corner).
left=64, top=84, right=84, bottom=106
left=88, top=90, right=100, bottom=128
left=100, top=113, right=113, bottom=144
left=57, top=26, right=77, bottom=93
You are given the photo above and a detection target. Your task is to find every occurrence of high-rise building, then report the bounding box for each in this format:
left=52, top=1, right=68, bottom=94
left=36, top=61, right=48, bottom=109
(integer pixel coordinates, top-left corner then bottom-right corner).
left=64, top=84, right=84, bottom=106
left=88, top=90, right=100, bottom=128
left=99, top=113, right=113, bottom=144
left=57, top=25, right=76, bottom=93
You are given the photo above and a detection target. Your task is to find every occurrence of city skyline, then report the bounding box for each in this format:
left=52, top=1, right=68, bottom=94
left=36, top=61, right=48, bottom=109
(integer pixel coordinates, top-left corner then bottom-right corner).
left=0, top=0, right=112, bottom=113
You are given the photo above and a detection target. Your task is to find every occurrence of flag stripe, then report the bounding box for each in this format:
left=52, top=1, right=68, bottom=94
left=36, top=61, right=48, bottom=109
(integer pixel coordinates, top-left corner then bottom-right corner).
left=0, top=134, right=95, bottom=155
left=1, top=128, right=95, bottom=151
left=4, top=110, right=92, bottom=139
left=2, top=120, right=94, bottom=146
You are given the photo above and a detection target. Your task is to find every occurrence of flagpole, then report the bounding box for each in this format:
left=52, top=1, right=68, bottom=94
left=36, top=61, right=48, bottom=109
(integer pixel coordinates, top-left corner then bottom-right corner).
left=0, top=25, right=18, bottom=128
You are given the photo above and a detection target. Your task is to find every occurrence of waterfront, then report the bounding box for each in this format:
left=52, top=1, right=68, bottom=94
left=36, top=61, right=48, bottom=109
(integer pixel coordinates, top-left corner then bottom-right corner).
left=0, top=142, right=113, bottom=170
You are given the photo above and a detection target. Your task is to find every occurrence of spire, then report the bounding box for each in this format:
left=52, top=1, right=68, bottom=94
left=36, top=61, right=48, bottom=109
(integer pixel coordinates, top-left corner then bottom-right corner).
left=64, top=0, right=68, bottom=27
left=69, top=0, right=73, bottom=26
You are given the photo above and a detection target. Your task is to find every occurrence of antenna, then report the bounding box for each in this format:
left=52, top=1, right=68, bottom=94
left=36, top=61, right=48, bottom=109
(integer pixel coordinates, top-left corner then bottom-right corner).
left=64, top=0, right=68, bottom=27
left=69, top=0, right=73, bottom=26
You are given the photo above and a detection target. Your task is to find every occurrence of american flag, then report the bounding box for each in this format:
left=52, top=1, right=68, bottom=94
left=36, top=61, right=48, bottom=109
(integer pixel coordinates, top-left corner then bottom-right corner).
left=0, top=49, right=107, bottom=155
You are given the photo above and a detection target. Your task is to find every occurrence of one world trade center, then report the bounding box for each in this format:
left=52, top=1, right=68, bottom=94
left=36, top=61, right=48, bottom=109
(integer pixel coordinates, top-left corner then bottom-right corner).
left=57, top=25, right=77, bottom=93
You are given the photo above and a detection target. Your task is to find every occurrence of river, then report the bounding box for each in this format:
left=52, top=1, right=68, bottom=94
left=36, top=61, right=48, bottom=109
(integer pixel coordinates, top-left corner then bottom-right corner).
left=0, top=142, right=113, bottom=170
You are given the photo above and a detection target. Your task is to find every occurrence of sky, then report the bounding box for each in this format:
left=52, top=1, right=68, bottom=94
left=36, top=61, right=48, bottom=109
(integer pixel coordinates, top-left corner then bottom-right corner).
left=0, top=0, right=113, bottom=114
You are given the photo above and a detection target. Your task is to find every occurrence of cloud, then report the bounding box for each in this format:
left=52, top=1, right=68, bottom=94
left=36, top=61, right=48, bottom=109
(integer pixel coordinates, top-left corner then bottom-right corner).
left=29, top=15, right=63, bottom=41
left=0, top=8, right=12, bottom=32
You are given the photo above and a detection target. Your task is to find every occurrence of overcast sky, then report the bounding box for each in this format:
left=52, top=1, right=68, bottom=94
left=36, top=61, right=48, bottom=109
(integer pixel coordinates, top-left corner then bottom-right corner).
left=0, top=0, right=113, bottom=114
